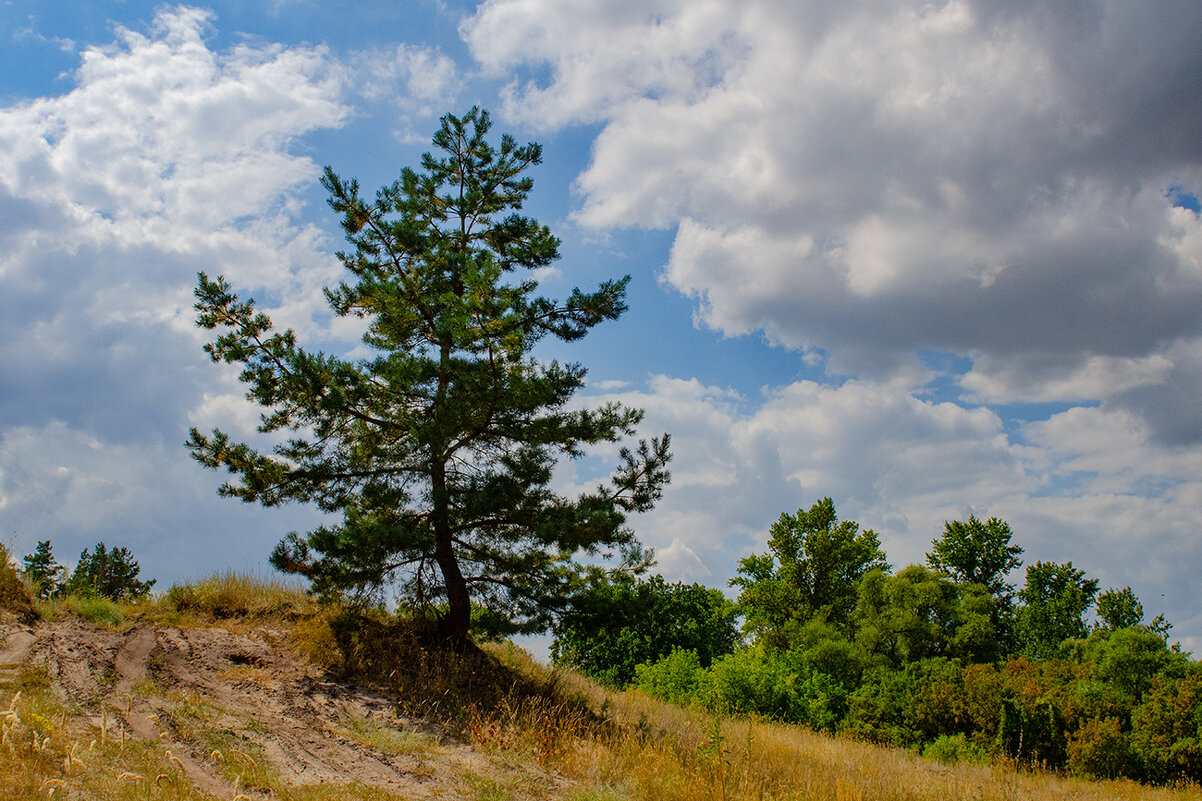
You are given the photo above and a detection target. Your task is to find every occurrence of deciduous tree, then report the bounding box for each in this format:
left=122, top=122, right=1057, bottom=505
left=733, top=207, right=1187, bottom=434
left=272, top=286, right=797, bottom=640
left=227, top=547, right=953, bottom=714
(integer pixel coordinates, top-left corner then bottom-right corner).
left=733, top=498, right=888, bottom=646
left=1015, top=560, right=1098, bottom=658
left=551, top=574, right=738, bottom=686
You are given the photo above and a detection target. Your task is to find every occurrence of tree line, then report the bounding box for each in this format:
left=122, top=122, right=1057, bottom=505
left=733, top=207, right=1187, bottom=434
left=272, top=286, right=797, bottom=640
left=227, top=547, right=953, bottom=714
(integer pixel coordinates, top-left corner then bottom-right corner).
left=553, top=498, right=1199, bottom=784
left=20, top=539, right=155, bottom=601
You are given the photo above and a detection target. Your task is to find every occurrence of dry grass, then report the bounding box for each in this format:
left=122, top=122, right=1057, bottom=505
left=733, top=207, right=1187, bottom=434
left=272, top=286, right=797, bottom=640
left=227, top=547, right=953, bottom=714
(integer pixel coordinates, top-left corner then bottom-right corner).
left=161, top=570, right=317, bottom=623
left=3, top=571, right=1200, bottom=801
left=476, top=643, right=1202, bottom=801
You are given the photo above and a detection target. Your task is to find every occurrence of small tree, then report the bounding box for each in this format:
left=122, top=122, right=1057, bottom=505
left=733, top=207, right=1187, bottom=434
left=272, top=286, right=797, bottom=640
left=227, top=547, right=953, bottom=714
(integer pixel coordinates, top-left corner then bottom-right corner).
left=23, top=540, right=65, bottom=599
left=189, top=108, right=670, bottom=644
left=733, top=498, right=888, bottom=647
left=62, top=542, right=156, bottom=600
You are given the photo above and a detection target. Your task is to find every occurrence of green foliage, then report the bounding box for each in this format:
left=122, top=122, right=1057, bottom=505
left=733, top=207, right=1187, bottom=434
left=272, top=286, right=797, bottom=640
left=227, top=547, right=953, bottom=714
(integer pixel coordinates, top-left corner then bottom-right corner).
left=792, top=619, right=869, bottom=690
left=189, top=108, right=670, bottom=644
left=633, top=647, right=704, bottom=704
left=1015, top=561, right=1099, bottom=659
left=1086, top=626, right=1185, bottom=705
left=700, top=648, right=847, bottom=731
left=845, top=666, right=917, bottom=746
left=923, top=733, right=989, bottom=765
left=552, top=574, right=738, bottom=686
left=732, top=497, right=888, bottom=648
left=926, top=515, right=1023, bottom=598
left=998, top=696, right=1067, bottom=769
left=1096, top=586, right=1144, bottom=631
left=22, top=540, right=65, bottom=599
left=597, top=498, right=1197, bottom=786
left=927, top=515, right=1022, bottom=651
left=64, top=594, right=124, bottom=626
left=1131, top=670, right=1202, bottom=784
left=854, top=566, right=962, bottom=665
left=62, top=542, right=156, bottom=600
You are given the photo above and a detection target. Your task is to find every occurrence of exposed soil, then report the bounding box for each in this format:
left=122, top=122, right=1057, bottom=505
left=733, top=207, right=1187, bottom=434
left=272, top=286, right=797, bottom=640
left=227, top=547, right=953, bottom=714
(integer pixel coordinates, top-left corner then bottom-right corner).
left=0, top=615, right=568, bottom=799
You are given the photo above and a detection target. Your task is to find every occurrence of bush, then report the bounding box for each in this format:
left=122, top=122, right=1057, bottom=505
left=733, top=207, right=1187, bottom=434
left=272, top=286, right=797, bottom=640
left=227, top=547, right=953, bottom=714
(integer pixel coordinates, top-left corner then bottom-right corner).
left=696, top=648, right=847, bottom=730
left=0, top=543, right=38, bottom=623
left=846, top=667, right=918, bottom=747
left=64, top=594, right=123, bottom=626
left=1131, top=671, right=1202, bottom=784
left=633, top=648, right=704, bottom=705
left=701, top=649, right=806, bottom=721
left=1067, top=716, right=1136, bottom=779
left=923, top=733, right=989, bottom=765
left=553, top=575, right=738, bottom=687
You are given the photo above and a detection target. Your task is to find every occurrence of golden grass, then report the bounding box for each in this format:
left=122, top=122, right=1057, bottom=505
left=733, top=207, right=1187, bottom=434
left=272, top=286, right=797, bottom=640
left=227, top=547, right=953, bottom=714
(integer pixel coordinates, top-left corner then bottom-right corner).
left=162, top=570, right=317, bottom=623
left=3, top=570, right=1199, bottom=801
left=478, top=643, right=1202, bottom=801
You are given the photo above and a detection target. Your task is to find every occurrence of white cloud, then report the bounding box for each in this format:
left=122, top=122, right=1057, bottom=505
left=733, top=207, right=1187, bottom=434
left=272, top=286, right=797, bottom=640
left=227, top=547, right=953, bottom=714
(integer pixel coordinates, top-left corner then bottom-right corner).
left=464, top=0, right=1202, bottom=440
left=0, top=7, right=349, bottom=580
left=657, top=536, right=712, bottom=582
left=605, top=374, right=1202, bottom=648
left=352, top=43, right=461, bottom=112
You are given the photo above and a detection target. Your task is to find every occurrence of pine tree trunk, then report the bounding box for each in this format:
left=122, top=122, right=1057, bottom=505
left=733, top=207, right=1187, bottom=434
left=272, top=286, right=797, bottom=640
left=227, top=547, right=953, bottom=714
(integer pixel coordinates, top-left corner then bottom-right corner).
left=431, top=458, right=471, bottom=647
left=435, top=529, right=471, bottom=646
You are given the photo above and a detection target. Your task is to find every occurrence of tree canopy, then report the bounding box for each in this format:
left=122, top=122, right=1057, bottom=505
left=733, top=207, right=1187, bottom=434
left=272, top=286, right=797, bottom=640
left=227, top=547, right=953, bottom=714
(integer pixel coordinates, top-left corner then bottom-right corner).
left=189, top=108, right=670, bottom=644
left=732, top=497, right=888, bottom=648
left=926, top=515, right=1023, bottom=599
left=551, top=574, right=738, bottom=686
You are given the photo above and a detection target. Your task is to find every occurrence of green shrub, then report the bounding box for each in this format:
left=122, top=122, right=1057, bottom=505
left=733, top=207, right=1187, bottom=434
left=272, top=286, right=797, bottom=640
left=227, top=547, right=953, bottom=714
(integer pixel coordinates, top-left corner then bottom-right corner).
left=1131, top=671, right=1202, bottom=784
left=693, top=648, right=847, bottom=730
left=0, top=543, right=38, bottom=623
left=923, top=733, right=989, bottom=765
left=700, top=649, right=805, bottom=721
left=633, top=647, right=703, bottom=705
left=64, top=594, right=123, bottom=626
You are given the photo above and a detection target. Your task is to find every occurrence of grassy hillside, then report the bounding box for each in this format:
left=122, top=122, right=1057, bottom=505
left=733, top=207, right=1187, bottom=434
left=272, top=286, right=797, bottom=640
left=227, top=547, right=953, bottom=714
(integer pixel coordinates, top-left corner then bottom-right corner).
left=0, top=564, right=1198, bottom=800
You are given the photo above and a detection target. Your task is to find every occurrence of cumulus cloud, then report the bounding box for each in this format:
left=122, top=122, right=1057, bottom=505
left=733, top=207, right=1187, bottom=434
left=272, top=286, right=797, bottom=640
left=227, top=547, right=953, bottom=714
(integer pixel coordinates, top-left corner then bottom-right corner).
left=350, top=42, right=462, bottom=136
left=0, top=7, right=349, bottom=576
left=464, top=0, right=1202, bottom=441
left=596, top=375, right=1202, bottom=651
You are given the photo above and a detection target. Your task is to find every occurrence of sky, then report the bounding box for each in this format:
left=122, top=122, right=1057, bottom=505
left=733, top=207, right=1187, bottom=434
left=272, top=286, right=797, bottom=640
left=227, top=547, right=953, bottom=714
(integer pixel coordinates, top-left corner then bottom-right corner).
left=2, top=1, right=1201, bottom=652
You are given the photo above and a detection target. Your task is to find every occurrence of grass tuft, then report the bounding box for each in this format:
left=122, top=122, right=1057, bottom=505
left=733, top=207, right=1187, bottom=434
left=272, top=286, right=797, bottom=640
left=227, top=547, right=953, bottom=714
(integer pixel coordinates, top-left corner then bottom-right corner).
left=62, top=594, right=124, bottom=627
left=163, top=571, right=316, bottom=621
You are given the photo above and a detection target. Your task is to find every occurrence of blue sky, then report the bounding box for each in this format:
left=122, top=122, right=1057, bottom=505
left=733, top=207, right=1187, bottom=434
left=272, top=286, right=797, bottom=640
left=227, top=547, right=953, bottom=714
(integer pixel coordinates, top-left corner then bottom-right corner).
left=2, top=1, right=1201, bottom=651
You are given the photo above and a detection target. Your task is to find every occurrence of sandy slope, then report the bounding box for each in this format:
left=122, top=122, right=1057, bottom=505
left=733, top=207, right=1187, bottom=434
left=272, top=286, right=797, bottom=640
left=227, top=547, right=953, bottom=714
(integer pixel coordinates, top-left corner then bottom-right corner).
left=0, top=616, right=566, bottom=799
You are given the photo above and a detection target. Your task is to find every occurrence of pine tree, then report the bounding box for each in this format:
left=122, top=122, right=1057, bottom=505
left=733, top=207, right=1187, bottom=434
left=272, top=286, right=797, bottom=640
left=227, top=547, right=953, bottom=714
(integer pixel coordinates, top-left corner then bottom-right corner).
left=62, top=542, right=156, bottom=600
left=22, top=540, right=64, bottom=599
left=189, top=108, right=670, bottom=645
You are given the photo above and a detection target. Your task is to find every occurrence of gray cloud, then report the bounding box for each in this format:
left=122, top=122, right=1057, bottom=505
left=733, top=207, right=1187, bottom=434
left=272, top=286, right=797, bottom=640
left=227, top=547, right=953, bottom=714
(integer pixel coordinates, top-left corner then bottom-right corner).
left=466, top=0, right=1202, bottom=440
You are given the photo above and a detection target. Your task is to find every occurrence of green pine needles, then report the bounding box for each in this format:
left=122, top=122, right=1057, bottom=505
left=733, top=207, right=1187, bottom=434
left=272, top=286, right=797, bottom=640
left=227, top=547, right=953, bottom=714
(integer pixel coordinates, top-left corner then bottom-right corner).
left=189, top=108, right=671, bottom=644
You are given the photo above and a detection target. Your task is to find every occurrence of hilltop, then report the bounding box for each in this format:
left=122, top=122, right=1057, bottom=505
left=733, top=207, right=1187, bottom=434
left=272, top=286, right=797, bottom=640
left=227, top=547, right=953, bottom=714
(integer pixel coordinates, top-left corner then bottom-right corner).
left=0, top=570, right=1199, bottom=801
